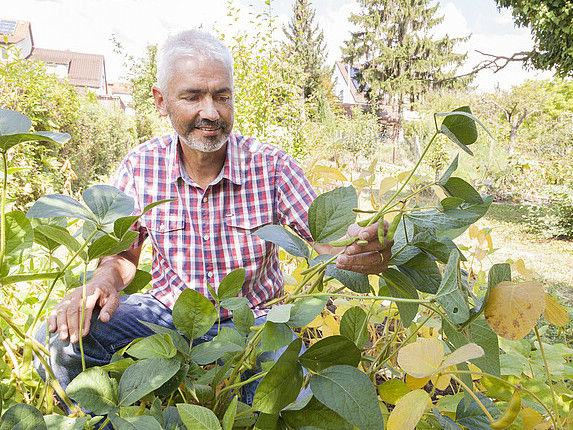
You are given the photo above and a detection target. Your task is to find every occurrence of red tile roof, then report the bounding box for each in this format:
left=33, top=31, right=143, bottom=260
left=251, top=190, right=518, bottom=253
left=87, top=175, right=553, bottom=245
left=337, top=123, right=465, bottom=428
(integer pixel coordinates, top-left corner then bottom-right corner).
left=29, top=47, right=106, bottom=89
left=336, top=61, right=368, bottom=105
left=0, top=20, right=32, bottom=45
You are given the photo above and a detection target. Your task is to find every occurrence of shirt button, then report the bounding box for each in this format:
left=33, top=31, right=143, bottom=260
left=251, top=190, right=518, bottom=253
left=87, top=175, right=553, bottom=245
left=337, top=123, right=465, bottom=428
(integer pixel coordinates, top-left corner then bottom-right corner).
left=203, top=234, right=209, bottom=241
left=202, top=197, right=208, bottom=203
left=207, top=271, right=213, bottom=278
left=159, top=224, right=165, bottom=232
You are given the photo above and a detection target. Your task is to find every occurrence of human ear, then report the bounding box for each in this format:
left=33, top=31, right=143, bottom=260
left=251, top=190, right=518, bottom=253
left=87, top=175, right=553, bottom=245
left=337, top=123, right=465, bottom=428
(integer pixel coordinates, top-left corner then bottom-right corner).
left=152, top=86, right=169, bottom=117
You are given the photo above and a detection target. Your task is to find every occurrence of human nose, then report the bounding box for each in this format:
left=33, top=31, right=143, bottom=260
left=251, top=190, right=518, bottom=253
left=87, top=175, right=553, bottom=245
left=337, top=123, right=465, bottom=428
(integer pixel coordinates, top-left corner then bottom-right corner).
left=199, top=97, right=220, bottom=121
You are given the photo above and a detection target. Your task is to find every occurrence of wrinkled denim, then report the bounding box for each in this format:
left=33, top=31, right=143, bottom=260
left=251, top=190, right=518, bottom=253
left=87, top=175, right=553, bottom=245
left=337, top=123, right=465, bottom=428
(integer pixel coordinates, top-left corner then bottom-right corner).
left=33, top=293, right=306, bottom=421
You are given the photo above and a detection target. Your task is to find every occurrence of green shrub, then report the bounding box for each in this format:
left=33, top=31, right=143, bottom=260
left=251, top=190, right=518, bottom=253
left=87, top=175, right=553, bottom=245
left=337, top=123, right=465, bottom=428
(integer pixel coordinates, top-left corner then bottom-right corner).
left=526, top=191, right=573, bottom=239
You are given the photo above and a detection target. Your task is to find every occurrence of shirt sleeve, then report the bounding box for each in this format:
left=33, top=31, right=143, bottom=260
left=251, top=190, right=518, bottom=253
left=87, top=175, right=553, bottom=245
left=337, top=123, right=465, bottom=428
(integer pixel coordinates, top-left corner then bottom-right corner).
left=112, top=157, right=148, bottom=247
left=275, top=154, right=317, bottom=243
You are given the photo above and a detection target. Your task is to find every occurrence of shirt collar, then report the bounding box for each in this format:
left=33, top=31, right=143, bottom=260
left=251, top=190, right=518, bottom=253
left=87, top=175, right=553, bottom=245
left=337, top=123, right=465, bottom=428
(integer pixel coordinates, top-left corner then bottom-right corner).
left=166, top=132, right=245, bottom=186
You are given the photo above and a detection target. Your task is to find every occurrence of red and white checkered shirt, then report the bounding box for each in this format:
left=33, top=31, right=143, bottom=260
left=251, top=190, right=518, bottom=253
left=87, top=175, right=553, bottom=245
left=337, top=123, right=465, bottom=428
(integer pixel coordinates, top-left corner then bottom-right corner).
left=113, top=132, right=316, bottom=319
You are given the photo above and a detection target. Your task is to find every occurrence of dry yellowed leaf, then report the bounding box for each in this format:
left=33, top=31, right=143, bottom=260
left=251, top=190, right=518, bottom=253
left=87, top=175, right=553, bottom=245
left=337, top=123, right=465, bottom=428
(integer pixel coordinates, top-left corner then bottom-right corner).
left=379, top=176, right=398, bottom=195
left=521, top=407, right=543, bottom=430
left=405, top=374, right=430, bottom=390
left=431, top=373, right=451, bottom=391
left=387, top=389, right=430, bottom=430
left=433, top=185, right=448, bottom=200
left=484, top=281, right=545, bottom=340
left=441, top=343, right=484, bottom=369
left=397, top=170, right=413, bottom=183
left=321, top=314, right=339, bottom=337
left=312, top=165, right=348, bottom=182
left=485, top=233, right=493, bottom=250
left=544, top=293, right=569, bottom=327
left=352, top=178, right=369, bottom=189
left=398, top=338, right=444, bottom=378
left=468, top=225, right=479, bottom=240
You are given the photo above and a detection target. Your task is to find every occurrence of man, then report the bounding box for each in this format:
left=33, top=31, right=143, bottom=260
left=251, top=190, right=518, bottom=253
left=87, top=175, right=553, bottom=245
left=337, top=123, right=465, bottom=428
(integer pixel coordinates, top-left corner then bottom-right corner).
left=36, top=29, right=391, bottom=407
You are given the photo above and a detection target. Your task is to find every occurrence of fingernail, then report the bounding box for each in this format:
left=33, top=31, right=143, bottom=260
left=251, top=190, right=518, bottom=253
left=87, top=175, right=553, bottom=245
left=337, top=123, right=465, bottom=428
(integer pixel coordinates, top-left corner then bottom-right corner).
left=338, top=256, right=347, bottom=264
left=70, top=335, right=77, bottom=343
left=359, top=232, right=369, bottom=241
left=101, top=312, right=109, bottom=321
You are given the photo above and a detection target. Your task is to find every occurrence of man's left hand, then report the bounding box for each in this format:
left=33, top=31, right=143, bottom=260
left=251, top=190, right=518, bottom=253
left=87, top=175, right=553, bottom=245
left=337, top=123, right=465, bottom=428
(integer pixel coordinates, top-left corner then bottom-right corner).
left=335, top=221, right=393, bottom=274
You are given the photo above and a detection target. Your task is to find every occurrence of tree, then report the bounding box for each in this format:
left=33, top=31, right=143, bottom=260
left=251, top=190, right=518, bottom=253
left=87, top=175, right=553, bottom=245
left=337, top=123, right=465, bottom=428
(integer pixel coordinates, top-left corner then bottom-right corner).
left=282, top=0, right=331, bottom=103
left=495, top=0, right=573, bottom=76
left=342, top=0, right=468, bottom=116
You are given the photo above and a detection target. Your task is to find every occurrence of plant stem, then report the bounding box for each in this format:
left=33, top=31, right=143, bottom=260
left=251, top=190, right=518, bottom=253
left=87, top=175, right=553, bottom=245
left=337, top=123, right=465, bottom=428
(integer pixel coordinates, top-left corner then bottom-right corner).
left=217, top=370, right=268, bottom=396
left=79, top=262, right=88, bottom=371
left=534, top=326, right=561, bottom=427
left=450, top=374, right=494, bottom=422
left=288, top=292, right=433, bottom=305
left=30, top=229, right=98, bottom=333
left=0, top=151, right=8, bottom=268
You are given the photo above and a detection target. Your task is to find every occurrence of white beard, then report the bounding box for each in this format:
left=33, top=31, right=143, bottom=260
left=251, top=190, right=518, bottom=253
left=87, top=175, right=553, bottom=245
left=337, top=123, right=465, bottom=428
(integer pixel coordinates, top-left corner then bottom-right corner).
left=179, top=132, right=228, bottom=153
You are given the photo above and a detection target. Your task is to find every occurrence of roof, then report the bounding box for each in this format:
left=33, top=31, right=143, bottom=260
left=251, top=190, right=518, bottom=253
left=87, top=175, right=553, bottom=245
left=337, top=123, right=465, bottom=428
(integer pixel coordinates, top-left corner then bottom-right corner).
left=335, top=61, right=368, bottom=105
left=0, top=19, right=33, bottom=45
left=29, top=47, right=105, bottom=88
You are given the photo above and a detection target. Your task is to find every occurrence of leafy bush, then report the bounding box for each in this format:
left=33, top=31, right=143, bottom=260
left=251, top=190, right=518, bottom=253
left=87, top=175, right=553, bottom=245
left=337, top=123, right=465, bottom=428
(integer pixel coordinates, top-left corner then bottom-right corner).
left=526, top=191, right=573, bottom=239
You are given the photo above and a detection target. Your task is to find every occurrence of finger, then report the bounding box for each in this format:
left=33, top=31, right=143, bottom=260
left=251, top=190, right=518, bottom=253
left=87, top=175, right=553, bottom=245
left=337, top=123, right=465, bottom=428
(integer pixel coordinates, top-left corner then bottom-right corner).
left=48, top=311, right=57, bottom=332
left=55, top=308, right=69, bottom=341
left=66, top=305, right=80, bottom=344
left=81, top=293, right=101, bottom=336
left=99, top=293, right=119, bottom=322
left=337, top=251, right=386, bottom=271
left=345, top=222, right=390, bottom=255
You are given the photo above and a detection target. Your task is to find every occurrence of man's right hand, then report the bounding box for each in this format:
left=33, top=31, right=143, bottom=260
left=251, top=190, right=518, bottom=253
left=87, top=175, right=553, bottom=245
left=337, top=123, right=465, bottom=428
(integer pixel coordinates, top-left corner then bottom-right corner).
left=48, top=281, right=121, bottom=343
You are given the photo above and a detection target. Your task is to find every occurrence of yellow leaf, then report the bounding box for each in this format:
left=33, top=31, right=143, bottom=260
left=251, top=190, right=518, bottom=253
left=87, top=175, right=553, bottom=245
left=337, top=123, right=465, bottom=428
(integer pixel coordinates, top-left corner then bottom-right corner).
left=477, top=230, right=486, bottom=247
left=321, top=314, right=339, bottom=336
left=468, top=225, right=479, bottom=240
left=484, top=281, right=545, bottom=340
left=405, top=374, right=430, bottom=390
left=431, top=373, right=451, bottom=391
left=485, top=233, right=493, bottom=250
left=379, top=176, right=397, bottom=195
left=306, top=314, right=323, bottom=328
left=367, top=158, right=377, bottom=174
left=378, top=379, right=411, bottom=405
left=544, top=294, right=569, bottom=327
left=397, top=170, right=412, bottom=183
left=475, top=249, right=487, bottom=261
left=352, top=178, right=369, bottom=188
left=312, top=165, right=348, bottom=182
left=387, top=389, right=430, bottom=430
left=441, top=343, right=484, bottom=369
left=521, top=407, right=543, bottom=430
left=433, top=185, right=448, bottom=200
left=398, top=338, right=444, bottom=378
left=513, top=259, right=534, bottom=279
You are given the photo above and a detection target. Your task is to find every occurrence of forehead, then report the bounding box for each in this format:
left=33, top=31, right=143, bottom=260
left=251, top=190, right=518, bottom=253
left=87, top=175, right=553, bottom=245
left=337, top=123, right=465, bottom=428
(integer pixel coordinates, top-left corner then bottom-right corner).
left=167, top=56, right=233, bottom=93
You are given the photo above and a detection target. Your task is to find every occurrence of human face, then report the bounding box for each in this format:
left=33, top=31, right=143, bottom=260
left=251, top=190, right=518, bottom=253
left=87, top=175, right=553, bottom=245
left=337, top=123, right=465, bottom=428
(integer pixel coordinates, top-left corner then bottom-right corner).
left=154, top=56, right=234, bottom=153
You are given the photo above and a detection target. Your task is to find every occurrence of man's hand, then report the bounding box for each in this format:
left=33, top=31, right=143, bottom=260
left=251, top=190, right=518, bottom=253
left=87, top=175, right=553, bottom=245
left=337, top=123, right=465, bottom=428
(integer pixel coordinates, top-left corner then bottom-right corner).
left=334, top=221, right=393, bottom=274
left=48, top=281, right=120, bottom=343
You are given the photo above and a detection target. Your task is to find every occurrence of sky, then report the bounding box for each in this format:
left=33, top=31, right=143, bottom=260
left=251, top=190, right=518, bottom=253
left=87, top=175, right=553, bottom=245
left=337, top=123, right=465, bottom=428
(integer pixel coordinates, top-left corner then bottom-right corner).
left=3, top=0, right=553, bottom=92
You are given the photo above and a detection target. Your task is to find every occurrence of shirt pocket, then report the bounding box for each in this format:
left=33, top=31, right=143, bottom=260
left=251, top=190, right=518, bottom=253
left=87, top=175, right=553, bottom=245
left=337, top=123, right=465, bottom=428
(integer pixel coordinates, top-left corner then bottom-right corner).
left=144, top=203, right=186, bottom=254
left=225, top=212, right=274, bottom=267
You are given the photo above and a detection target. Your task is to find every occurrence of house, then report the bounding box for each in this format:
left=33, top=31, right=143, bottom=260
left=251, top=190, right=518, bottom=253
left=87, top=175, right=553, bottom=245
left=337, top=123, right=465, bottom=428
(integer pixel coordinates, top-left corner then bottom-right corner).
left=1, top=18, right=108, bottom=97
left=0, top=19, right=33, bottom=59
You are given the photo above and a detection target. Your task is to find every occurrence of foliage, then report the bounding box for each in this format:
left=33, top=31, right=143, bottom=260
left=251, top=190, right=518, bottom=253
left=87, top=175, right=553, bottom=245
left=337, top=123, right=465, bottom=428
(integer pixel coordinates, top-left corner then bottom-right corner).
left=282, top=0, right=332, bottom=106
left=526, top=191, right=573, bottom=239
left=341, top=0, right=469, bottom=114
left=495, top=0, right=573, bottom=76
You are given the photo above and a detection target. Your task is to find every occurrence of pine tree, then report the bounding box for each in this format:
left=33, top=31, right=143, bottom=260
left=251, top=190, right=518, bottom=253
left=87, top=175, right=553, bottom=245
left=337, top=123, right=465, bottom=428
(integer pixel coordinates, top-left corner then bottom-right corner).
left=342, top=0, right=469, bottom=113
left=283, top=0, right=331, bottom=101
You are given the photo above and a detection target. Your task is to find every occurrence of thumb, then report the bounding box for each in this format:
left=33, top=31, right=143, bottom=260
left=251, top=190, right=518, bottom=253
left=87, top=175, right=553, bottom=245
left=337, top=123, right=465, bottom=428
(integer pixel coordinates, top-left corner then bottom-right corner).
left=99, top=292, right=120, bottom=322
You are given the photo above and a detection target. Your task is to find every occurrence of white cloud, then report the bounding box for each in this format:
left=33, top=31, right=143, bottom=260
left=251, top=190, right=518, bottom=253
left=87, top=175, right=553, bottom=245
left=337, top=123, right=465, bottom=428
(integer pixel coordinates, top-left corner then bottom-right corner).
left=434, top=2, right=470, bottom=39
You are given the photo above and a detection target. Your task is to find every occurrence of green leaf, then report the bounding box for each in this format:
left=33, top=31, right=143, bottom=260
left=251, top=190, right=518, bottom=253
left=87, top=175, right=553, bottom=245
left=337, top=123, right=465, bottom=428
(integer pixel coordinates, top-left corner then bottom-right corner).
left=441, top=197, right=465, bottom=211
left=287, top=296, right=328, bottom=328
left=0, top=404, right=46, bottom=430
left=455, top=392, right=500, bottom=429
left=411, top=230, right=463, bottom=264
left=438, top=106, right=478, bottom=155
left=0, top=109, right=32, bottom=135
left=138, top=320, right=189, bottom=356
left=222, top=396, right=238, bottom=430
left=82, top=185, right=134, bottom=226
left=233, top=304, right=255, bottom=336
left=218, top=268, right=246, bottom=301
left=435, top=249, right=470, bottom=325
left=438, top=155, right=459, bottom=187
left=380, top=268, right=419, bottom=327
left=252, top=338, right=303, bottom=414
left=340, top=306, right=369, bottom=349
left=189, top=339, right=243, bottom=365
left=311, top=255, right=370, bottom=293
left=67, top=367, right=118, bottom=414
left=113, top=198, right=174, bottom=238
left=122, top=269, right=152, bottom=294
left=267, top=304, right=294, bottom=323
left=378, top=379, right=411, bottom=405
left=299, top=335, right=361, bottom=372
left=282, top=396, right=353, bottom=429
left=443, top=318, right=500, bottom=377
left=398, top=253, right=442, bottom=294
left=310, top=365, right=383, bottom=430
left=177, top=404, right=222, bottom=430
left=4, top=211, right=33, bottom=264
left=254, top=225, right=309, bottom=258
left=118, top=357, right=180, bottom=406
left=26, top=194, right=96, bottom=223
left=109, top=415, right=162, bottom=430
left=44, top=415, right=89, bottom=430
left=308, top=186, right=358, bottom=243
left=432, top=408, right=462, bottom=430
left=441, top=177, right=483, bottom=205
left=476, top=263, right=512, bottom=315
left=163, top=406, right=185, bottom=429
left=155, top=362, right=190, bottom=398
left=172, top=288, right=217, bottom=340
left=220, top=296, right=248, bottom=310
left=260, top=322, right=293, bottom=352
left=33, top=224, right=85, bottom=259
left=30, top=217, right=67, bottom=252
left=125, top=334, right=177, bottom=359
left=389, top=219, right=421, bottom=266
left=87, top=230, right=139, bottom=260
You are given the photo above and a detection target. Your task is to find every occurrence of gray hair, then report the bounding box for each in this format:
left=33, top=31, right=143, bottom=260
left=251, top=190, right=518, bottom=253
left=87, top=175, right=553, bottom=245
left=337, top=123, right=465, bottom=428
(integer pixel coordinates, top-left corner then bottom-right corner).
left=156, top=29, right=233, bottom=93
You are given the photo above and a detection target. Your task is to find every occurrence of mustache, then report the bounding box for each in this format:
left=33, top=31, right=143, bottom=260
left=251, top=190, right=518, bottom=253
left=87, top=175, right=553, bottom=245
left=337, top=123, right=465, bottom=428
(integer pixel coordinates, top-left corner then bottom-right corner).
left=191, top=119, right=227, bottom=129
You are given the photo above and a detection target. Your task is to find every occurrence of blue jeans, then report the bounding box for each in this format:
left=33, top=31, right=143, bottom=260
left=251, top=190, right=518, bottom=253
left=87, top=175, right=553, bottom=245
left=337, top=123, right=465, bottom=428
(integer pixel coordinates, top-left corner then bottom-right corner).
left=33, top=293, right=304, bottom=416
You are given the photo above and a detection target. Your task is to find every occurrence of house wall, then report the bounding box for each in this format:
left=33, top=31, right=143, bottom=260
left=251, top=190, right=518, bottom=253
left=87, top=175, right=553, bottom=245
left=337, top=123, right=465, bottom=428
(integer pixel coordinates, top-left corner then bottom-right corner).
left=333, top=65, right=355, bottom=105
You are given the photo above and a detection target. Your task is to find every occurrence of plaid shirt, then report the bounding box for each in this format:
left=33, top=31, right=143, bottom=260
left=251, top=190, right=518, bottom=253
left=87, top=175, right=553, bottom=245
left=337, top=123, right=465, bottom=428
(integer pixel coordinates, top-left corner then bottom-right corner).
left=113, top=133, right=316, bottom=319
